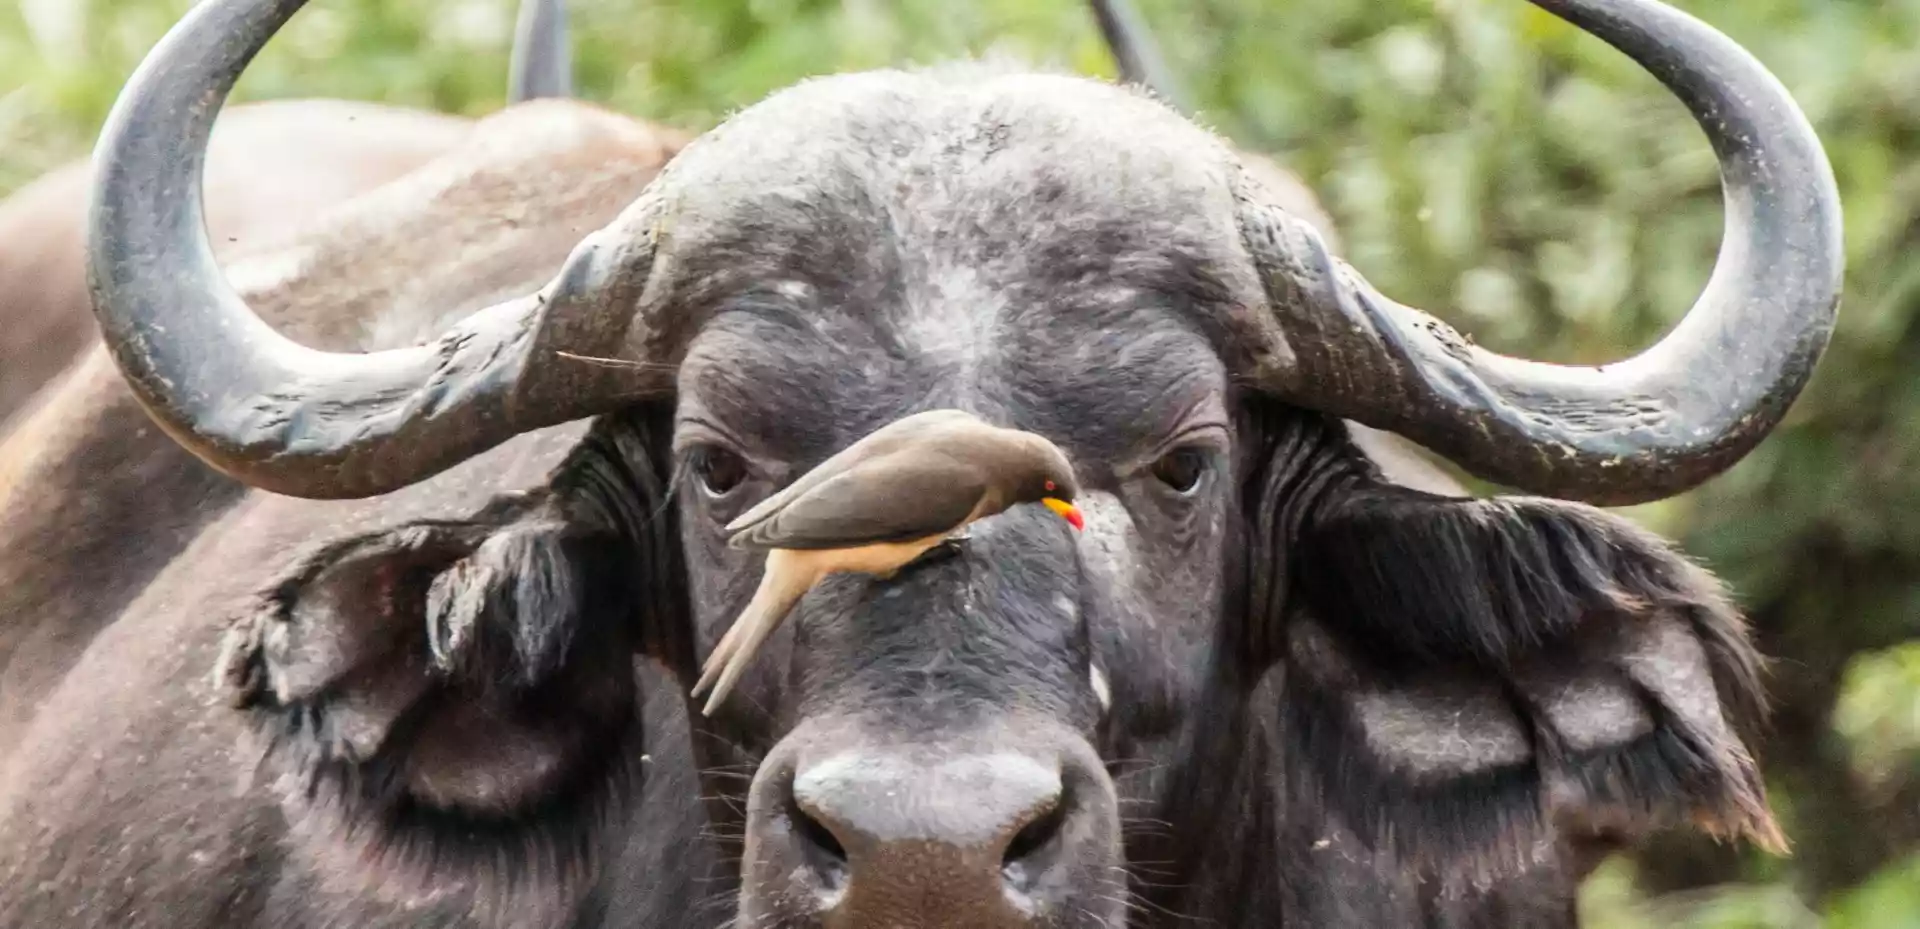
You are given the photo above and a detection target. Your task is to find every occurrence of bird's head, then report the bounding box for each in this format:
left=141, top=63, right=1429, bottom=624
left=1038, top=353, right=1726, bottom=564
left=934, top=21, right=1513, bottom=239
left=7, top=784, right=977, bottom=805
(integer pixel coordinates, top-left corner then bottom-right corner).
left=1020, top=438, right=1084, bottom=531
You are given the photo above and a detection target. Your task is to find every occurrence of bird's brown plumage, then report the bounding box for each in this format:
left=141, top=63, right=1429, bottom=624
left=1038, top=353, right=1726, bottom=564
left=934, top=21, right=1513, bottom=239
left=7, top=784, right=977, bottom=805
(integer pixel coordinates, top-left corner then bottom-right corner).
left=691, top=409, right=1081, bottom=714
left=721, top=408, right=981, bottom=543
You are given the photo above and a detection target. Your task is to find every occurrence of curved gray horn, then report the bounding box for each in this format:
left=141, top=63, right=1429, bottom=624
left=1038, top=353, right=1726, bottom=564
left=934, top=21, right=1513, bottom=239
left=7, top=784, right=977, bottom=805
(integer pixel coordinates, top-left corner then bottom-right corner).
left=1239, top=0, right=1843, bottom=505
left=1087, top=0, right=1192, bottom=114
left=86, top=0, right=665, bottom=500
left=509, top=0, right=573, bottom=102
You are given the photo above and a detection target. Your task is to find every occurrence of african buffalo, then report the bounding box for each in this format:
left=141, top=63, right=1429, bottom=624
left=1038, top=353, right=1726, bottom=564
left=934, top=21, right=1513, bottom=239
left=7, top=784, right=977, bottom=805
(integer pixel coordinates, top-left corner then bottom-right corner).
left=0, top=0, right=1841, bottom=926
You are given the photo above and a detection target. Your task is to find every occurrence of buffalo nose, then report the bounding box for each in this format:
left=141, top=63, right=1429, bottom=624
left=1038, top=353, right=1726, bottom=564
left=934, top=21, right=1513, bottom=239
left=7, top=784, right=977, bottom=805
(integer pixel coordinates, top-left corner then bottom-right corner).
left=785, top=751, right=1076, bottom=912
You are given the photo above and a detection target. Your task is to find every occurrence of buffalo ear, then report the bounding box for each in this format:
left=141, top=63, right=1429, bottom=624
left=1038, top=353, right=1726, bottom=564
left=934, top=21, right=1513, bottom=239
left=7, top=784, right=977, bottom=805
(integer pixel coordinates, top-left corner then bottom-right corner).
left=1272, top=471, right=1779, bottom=881
left=218, top=506, right=641, bottom=913
left=425, top=516, right=624, bottom=690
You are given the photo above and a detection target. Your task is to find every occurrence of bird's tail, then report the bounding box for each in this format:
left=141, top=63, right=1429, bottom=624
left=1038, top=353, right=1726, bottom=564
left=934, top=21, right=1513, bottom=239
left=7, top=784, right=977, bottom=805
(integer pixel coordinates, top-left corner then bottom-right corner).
left=691, top=550, right=816, bottom=716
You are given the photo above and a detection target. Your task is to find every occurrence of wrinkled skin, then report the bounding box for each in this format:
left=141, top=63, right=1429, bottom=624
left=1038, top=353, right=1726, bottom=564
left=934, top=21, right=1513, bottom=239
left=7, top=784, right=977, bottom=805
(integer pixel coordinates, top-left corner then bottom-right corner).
left=0, top=74, right=1773, bottom=929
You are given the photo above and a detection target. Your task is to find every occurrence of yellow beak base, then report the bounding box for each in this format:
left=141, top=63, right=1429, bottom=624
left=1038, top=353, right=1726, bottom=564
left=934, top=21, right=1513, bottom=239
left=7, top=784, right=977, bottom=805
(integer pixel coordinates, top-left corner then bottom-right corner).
left=1041, top=496, right=1085, bottom=530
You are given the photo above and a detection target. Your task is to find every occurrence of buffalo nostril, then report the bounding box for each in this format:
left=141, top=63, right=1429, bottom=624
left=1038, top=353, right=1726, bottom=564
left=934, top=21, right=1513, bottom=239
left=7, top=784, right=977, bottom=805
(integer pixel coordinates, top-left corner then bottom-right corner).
left=787, top=788, right=850, bottom=894
left=1000, top=783, right=1069, bottom=894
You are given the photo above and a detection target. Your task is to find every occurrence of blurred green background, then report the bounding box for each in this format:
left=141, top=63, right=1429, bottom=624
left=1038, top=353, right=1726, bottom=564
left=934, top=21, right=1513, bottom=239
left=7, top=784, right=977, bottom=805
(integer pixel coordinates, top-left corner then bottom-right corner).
left=2, top=0, right=1916, bottom=925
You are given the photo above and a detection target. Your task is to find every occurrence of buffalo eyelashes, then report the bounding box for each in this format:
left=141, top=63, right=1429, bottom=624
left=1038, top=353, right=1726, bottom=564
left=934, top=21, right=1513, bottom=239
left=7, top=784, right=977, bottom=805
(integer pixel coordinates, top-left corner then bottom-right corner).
left=1151, top=447, right=1209, bottom=495
left=691, top=445, right=749, bottom=498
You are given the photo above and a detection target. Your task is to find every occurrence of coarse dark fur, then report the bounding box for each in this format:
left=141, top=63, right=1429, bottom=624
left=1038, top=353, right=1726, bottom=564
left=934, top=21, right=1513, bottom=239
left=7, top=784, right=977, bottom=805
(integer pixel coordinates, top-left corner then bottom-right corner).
left=0, top=61, right=1778, bottom=929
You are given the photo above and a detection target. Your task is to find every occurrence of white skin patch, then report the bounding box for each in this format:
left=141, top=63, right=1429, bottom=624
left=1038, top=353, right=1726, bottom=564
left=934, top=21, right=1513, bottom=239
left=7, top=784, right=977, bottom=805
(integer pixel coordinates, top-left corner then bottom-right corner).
left=897, top=263, right=999, bottom=398
left=771, top=278, right=814, bottom=301
left=1090, top=663, right=1111, bottom=713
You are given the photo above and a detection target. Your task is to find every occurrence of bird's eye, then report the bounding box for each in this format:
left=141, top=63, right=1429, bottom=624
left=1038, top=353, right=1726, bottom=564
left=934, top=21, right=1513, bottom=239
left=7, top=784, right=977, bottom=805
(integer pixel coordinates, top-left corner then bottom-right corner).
left=1151, top=447, right=1209, bottom=495
left=691, top=446, right=749, bottom=497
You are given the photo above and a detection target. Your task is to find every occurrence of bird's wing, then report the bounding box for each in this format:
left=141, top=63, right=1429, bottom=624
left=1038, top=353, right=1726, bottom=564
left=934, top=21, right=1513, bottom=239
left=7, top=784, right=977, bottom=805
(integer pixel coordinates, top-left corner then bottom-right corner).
left=727, top=454, right=989, bottom=551
left=724, top=463, right=834, bottom=538
left=723, top=410, right=984, bottom=537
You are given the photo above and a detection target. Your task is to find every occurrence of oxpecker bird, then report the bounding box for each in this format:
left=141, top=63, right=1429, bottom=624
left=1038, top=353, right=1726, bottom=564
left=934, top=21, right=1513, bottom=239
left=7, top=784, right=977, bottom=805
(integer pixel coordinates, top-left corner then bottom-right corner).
left=691, top=409, right=1085, bottom=715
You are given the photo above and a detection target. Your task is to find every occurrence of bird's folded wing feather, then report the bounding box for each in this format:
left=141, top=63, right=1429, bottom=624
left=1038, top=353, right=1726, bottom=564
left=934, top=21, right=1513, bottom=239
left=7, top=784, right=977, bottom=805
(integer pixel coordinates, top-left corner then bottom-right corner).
left=725, top=462, right=836, bottom=537
left=723, top=411, right=984, bottom=537
left=727, top=454, right=988, bottom=551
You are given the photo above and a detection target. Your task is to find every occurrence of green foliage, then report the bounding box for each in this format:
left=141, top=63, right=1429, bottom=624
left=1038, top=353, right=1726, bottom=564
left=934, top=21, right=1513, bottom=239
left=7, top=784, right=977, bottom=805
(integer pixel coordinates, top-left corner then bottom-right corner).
left=1836, top=644, right=1920, bottom=801
left=1580, top=857, right=1828, bottom=929
left=2, top=0, right=1916, bottom=922
left=1830, top=853, right=1920, bottom=929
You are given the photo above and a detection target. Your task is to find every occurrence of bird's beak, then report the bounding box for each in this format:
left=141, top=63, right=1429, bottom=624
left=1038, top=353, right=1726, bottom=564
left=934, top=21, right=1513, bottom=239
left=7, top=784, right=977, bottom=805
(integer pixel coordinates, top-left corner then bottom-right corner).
left=1042, top=496, right=1084, bottom=531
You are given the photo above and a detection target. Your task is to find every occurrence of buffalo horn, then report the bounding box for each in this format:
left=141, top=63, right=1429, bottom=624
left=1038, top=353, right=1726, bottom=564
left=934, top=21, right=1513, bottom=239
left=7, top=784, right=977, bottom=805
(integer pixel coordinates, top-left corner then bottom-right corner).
left=1086, top=0, right=1193, bottom=115
left=85, top=0, right=666, bottom=499
left=1238, top=0, right=1843, bottom=504
left=509, top=0, right=573, bottom=103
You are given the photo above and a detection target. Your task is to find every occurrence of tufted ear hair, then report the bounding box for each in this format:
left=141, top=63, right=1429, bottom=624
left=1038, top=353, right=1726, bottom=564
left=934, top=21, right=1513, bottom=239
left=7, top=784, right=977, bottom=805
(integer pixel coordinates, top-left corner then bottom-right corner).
left=424, top=512, right=621, bottom=689
left=1238, top=401, right=1778, bottom=883
left=216, top=410, right=682, bottom=919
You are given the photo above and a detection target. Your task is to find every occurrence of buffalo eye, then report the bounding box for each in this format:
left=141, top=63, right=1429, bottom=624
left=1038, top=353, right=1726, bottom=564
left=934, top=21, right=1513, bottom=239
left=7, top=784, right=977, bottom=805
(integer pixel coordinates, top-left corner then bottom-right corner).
left=1151, top=447, right=1209, bottom=495
left=692, top=446, right=749, bottom=498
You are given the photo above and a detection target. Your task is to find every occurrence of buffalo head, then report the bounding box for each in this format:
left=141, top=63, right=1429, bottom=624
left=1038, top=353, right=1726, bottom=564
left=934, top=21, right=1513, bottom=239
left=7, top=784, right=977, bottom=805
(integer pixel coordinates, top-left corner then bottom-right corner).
left=81, top=0, right=1839, bottom=926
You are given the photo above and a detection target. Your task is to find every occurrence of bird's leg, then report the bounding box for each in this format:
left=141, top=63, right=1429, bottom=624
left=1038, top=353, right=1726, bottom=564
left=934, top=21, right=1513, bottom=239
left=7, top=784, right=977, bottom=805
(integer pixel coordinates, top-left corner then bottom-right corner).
left=902, top=532, right=970, bottom=571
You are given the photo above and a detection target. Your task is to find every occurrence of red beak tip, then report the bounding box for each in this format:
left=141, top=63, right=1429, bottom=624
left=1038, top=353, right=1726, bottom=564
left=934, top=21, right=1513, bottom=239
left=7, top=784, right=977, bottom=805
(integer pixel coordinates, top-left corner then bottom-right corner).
left=1067, top=511, right=1085, bottom=531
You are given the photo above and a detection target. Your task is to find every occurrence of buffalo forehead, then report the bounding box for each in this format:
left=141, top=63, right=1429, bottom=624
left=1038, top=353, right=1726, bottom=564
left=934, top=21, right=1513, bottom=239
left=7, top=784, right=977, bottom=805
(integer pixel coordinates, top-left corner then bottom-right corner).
left=664, top=71, right=1244, bottom=461
left=649, top=66, right=1259, bottom=313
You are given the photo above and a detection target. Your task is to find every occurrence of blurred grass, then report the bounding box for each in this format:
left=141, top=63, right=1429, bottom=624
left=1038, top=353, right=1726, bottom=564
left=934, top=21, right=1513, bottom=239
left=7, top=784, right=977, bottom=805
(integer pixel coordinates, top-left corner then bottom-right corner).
left=3, top=0, right=1918, bottom=925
